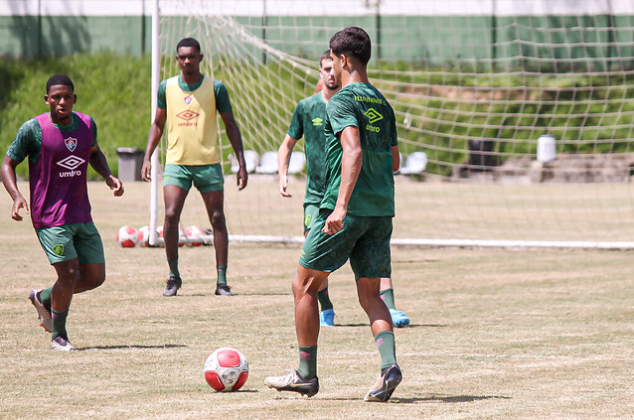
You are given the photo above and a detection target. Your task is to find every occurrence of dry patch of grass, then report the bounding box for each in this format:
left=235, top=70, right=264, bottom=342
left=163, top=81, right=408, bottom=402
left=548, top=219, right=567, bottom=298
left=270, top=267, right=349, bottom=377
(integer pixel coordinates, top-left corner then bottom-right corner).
left=1, top=182, right=633, bottom=419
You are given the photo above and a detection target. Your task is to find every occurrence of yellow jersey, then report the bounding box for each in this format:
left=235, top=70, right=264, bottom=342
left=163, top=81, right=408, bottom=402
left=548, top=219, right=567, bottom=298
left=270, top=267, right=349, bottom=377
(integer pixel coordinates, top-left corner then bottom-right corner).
left=165, top=75, right=219, bottom=165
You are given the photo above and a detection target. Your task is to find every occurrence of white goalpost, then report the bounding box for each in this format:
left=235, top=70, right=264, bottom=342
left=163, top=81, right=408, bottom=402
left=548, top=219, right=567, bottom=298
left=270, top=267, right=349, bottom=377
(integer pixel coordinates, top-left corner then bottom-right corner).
left=150, top=0, right=634, bottom=250
left=149, top=0, right=161, bottom=247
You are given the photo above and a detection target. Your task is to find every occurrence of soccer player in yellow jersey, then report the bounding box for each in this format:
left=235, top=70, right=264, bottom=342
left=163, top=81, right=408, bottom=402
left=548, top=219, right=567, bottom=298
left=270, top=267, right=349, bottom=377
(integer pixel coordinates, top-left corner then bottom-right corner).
left=142, top=37, right=248, bottom=297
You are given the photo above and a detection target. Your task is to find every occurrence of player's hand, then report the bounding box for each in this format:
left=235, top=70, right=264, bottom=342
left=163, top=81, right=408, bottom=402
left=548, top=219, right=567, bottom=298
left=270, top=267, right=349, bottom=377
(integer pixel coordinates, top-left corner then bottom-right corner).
left=107, top=175, right=124, bottom=197
left=141, top=160, right=151, bottom=182
left=279, top=175, right=292, bottom=197
left=323, top=207, right=346, bottom=235
left=237, top=166, right=248, bottom=190
left=11, top=195, right=29, bottom=221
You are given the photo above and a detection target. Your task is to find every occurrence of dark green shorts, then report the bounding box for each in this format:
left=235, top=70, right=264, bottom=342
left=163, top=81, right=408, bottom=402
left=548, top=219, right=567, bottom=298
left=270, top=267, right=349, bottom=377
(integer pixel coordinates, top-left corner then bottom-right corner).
left=303, top=203, right=320, bottom=234
left=299, top=210, right=393, bottom=280
left=163, top=163, right=224, bottom=193
left=36, top=222, right=105, bottom=265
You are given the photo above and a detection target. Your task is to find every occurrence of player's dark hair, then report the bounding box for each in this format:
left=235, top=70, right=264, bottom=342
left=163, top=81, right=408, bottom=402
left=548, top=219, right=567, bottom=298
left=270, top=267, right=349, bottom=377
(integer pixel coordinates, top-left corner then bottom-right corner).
left=329, top=27, right=371, bottom=65
left=319, top=50, right=332, bottom=68
left=176, top=37, right=201, bottom=52
left=46, top=74, right=74, bottom=93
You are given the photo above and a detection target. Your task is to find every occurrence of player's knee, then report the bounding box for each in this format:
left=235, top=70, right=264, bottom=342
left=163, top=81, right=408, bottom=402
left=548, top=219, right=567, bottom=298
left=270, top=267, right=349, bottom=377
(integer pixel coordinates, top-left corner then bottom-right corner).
left=357, top=287, right=381, bottom=312
left=78, top=264, right=106, bottom=291
left=57, top=269, right=80, bottom=288
left=292, top=274, right=323, bottom=301
left=357, top=293, right=373, bottom=312
left=91, top=272, right=106, bottom=288
left=164, top=207, right=181, bottom=221
left=210, top=211, right=226, bottom=228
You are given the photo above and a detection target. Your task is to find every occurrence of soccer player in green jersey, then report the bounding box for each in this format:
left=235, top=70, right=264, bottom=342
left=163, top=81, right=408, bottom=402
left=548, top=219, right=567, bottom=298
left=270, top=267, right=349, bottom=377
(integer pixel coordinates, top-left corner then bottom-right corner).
left=266, top=27, right=402, bottom=402
left=142, top=37, right=248, bottom=297
left=1, top=74, right=124, bottom=351
left=278, top=51, right=339, bottom=327
left=279, top=51, right=410, bottom=328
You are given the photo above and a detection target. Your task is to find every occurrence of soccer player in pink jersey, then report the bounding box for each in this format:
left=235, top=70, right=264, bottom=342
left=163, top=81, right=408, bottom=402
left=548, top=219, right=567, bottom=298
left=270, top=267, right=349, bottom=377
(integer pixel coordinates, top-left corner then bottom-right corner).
left=1, top=74, right=124, bottom=351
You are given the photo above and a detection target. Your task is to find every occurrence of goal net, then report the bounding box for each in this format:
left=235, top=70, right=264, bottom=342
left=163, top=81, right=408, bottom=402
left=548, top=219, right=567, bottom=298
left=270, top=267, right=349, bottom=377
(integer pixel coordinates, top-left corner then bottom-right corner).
left=154, top=0, right=634, bottom=249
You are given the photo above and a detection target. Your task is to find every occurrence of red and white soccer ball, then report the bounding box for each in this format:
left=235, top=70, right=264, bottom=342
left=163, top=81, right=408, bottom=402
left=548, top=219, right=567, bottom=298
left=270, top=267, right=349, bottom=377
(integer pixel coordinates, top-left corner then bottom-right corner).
left=156, top=225, right=165, bottom=247
left=116, top=226, right=138, bottom=248
left=203, top=347, right=249, bottom=391
left=185, top=225, right=205, bottom=247
left=177, top=225, right=188, bottom=247
left=137, top=225, right=151, bottom=247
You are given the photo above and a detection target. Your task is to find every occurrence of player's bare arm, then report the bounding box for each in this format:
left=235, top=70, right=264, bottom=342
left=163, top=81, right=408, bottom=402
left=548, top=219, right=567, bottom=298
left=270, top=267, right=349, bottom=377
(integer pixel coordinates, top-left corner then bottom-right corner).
left=1, top=155, right=29, bottom=221
left=323, top=126, right=362, bottom=235
left=142, top=107, right=167, bottom=182
left=278, top=134, right=299, bottom=197
left=89, top=145, right=124, bottom=197
left=220, top=111, right=248, bottom=190
left=391, top=145, right=400, bottom=173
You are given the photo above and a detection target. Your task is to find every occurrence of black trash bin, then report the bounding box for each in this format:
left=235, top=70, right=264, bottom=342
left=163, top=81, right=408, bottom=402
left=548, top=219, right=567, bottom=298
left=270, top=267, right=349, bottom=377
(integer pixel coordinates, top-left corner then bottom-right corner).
left=116, top=147, right=144, bottom=182
left=468, top=139, right=496, bottom=172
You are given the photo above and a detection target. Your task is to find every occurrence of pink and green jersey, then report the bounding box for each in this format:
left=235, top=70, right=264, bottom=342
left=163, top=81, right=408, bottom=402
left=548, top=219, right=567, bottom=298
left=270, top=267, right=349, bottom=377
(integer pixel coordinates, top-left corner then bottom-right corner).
left=6, top=112, right=96, bottom=229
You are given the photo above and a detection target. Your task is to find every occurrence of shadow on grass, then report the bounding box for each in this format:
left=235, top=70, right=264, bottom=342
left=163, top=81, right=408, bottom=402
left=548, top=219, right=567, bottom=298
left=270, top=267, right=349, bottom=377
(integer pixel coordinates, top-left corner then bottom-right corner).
left=227, top=389, right=259, bottom=394
left=183, top=292, right=290, bottom=297
left=392, top=394, right=511, bottom=404
left=77, top=344, right=188, bottom=351
left=336, top=323, right=447, bottom=328
left=323, top=395, right=511, bottom=403
left=393, top=259, right=440, bottom=264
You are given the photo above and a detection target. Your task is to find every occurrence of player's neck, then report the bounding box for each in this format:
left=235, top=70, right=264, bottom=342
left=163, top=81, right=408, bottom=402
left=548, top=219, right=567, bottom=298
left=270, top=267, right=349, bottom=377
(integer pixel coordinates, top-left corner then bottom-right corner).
left=321, top=86, right=340, bottom=102
left=341, top=69, right=369, bottom=87
left=181, top=71, right=203, bottom=84
left=48, top=112, right=72, bottom=126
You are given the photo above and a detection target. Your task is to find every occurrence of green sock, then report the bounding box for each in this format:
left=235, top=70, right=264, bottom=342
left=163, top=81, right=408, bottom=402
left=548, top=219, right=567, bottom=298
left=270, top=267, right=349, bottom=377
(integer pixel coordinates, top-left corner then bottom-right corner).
left=217, top=265, right=227, bottom=285
left=297, top=345, right=318, bottom=379
left=380, top=288, right=396, bottom=310
left=317, top=287, right=334, bottom=311
left=374, top=331, right=397, bottom=369
left=51, top=309, right=68, bottom=340
left=39, top=287, right=53, bottom=310
left=168, top=257, right=180, bottom=279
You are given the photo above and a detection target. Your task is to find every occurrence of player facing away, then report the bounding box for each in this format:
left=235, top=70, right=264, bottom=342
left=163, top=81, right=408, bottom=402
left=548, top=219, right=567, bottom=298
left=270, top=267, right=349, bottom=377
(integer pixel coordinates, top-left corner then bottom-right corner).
left=265, top=27, right=402, bottom=402
left=279, top=51, right=410, bottom=328
left=142, top=37, right=248, bottom=297
left=1, top=74, right=124, bottom=351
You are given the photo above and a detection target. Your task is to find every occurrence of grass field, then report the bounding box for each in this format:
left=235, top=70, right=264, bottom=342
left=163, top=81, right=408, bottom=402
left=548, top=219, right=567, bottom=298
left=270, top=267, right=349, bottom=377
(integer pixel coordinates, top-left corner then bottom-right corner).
left=1, top=180, right=634, bottom=420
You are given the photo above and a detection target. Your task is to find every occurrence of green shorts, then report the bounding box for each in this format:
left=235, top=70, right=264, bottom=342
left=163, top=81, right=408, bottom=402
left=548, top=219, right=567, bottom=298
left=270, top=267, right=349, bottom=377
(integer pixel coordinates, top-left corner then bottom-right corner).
left=36, top=222, right=105, bottom=265
left=303, top=203, right=320, bottom=234
left=163, top=163, right=224, bottom=193
left=299, top=210, right=393, bottom=280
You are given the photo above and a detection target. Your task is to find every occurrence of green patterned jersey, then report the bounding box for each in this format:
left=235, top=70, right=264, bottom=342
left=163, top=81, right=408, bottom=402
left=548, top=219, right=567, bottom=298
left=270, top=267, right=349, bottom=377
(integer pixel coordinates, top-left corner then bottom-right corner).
left=322, top=82, right=397, bottom=217
left=287, top=93, right=328, bottom=205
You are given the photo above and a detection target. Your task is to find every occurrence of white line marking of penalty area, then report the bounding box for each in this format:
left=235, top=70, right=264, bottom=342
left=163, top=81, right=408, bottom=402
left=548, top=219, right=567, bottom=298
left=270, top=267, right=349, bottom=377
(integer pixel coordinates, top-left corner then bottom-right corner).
left=333, top=351, right=634, bottom=361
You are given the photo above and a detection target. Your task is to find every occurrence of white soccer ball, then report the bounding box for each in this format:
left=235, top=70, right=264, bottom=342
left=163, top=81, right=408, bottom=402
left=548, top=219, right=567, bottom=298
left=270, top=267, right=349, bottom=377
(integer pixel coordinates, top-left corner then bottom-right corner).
left=116, top=226, right=138, bottom=248
left=185, top=225, right=205, bottom=247
left=203, top=347, right=249, bottom=391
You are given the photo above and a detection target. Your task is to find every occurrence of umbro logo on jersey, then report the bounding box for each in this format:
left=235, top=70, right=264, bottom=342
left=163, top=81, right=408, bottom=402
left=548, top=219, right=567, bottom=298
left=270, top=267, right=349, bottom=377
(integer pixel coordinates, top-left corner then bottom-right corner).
left=176, top=110, right=199, bottom=121
left=312, top=117, right=324, bottom=126
left=364, top=108, right=383, bottom=124
left=64, top=137, right=77, bottom=152
left=57, top=155, right=86, bottom=171
left=184, top=95, right=193, bottom=105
